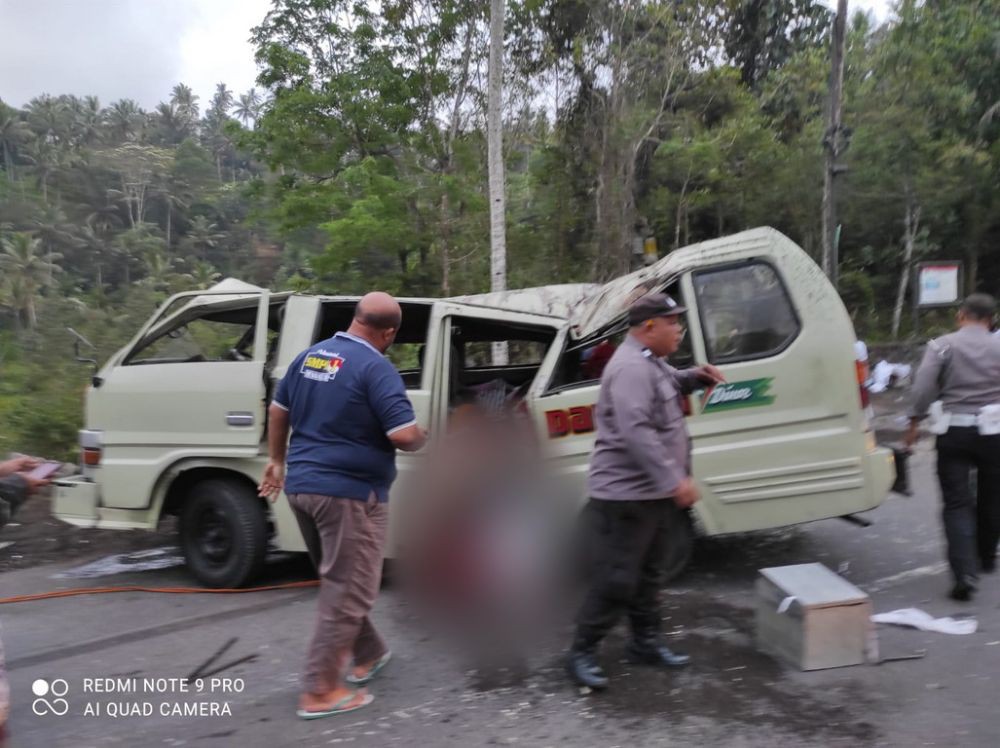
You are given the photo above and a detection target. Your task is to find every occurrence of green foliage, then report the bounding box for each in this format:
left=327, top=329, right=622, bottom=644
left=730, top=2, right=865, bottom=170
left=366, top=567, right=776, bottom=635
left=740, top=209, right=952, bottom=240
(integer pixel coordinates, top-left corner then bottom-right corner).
left=3, top=0, right=1000, bottom=456
left=838, top=270, right=876, bottom=333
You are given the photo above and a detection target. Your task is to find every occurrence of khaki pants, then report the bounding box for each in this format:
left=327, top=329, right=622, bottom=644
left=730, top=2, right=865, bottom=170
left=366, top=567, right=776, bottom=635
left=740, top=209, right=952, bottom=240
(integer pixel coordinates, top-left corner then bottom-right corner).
left=288, top=493, right=389, bottom=694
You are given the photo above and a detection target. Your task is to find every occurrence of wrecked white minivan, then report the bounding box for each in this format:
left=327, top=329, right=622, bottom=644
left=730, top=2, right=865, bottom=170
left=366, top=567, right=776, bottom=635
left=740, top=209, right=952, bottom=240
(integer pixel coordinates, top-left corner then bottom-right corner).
left=53, top=228, right=894, bottom=587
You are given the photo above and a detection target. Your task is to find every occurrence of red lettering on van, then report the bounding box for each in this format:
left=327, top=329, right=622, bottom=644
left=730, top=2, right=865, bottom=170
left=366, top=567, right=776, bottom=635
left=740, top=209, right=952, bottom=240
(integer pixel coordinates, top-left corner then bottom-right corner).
left=569, top=406, right=594, bottom=433
left=545, top=406, right=595, bottom=438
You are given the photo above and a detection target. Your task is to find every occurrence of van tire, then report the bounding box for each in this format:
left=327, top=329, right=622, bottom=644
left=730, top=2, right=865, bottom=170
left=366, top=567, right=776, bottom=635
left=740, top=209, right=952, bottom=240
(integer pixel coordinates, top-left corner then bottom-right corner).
left=179, top=479, right=267, bottom=588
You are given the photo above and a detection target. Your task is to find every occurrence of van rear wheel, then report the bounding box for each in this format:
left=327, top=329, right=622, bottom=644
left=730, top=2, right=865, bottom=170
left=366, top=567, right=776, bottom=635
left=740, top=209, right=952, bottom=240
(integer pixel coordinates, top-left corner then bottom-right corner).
left=180, top=479, right=267, bottom=588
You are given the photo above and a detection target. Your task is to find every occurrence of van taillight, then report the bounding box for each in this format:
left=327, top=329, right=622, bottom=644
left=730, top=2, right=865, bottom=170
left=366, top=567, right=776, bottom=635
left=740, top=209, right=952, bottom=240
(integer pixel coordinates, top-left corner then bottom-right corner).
left=82, top=447, right=102, bottom=466
left=856, top=360, right=870, bottom=409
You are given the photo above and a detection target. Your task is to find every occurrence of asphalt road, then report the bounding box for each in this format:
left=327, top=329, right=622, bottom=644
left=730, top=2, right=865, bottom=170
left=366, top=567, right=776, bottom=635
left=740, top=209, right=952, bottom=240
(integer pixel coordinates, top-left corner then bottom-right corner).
left=3, top=444, right=999, bottom=748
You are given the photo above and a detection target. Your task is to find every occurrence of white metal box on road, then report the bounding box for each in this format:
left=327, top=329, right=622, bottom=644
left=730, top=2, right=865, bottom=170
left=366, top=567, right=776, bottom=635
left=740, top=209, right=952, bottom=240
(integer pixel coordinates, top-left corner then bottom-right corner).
left=756, top=562, right=874, bottom=670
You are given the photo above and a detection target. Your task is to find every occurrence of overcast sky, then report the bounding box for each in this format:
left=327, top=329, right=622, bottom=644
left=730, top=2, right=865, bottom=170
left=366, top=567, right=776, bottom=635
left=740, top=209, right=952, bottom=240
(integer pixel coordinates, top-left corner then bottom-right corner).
left=0, top=0, right=272, bottom=110
left=0, top=0, right=892, bottom=113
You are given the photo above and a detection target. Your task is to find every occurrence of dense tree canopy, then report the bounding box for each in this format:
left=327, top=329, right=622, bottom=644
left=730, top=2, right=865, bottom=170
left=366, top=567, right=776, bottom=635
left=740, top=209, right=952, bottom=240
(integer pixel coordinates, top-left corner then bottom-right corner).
left=2, top=0, right=999, bottom=457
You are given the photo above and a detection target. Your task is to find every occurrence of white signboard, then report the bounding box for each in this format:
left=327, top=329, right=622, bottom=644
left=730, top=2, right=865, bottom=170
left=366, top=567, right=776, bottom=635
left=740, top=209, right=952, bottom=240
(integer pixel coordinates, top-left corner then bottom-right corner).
left=917, top=263, right=961, bottom=307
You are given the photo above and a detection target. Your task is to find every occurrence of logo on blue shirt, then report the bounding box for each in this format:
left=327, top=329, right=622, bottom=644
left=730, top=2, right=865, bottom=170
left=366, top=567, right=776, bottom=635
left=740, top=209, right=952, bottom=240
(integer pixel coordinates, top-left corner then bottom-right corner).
left=300, top=349, right=345, bottom=382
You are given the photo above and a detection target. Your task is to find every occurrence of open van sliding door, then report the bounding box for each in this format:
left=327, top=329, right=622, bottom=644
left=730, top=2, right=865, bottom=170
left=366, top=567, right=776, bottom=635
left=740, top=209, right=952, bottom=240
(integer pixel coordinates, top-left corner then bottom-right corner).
left=429, top=301, right=565, bottom=425
left=89, top=289, right=274, bottom=510
left=304, top=299, right=440, bottom=557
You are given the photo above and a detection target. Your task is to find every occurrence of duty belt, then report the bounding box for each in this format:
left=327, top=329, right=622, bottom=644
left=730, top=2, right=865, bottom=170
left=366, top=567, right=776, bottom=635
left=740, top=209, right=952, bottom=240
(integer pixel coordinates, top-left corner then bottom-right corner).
left=947, top=413, right=979, bottom=428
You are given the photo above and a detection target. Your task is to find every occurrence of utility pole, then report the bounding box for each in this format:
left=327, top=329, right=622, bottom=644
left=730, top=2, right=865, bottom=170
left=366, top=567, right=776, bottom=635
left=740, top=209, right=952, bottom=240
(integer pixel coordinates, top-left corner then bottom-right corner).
left=488, top=0, right=508, bottom=364
left=821, top=0, right=848, bottom=289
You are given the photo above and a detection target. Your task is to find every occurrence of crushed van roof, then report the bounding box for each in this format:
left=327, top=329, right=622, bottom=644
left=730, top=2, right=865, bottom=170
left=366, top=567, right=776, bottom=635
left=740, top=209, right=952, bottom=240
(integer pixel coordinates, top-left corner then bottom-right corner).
left=566, top=227, right=794, bottom=339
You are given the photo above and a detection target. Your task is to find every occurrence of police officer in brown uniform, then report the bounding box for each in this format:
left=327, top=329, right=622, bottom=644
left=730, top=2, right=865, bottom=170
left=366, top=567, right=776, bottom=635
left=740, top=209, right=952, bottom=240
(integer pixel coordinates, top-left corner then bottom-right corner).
left=906, top=293, right=1000, bottom=601
left=567, top=292, right=725, bottom=689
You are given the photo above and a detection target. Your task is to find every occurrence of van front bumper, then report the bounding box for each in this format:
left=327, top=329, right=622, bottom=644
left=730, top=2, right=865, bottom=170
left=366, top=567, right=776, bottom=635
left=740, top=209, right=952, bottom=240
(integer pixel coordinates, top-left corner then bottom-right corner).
left=51, top=475, right=100, bottom=527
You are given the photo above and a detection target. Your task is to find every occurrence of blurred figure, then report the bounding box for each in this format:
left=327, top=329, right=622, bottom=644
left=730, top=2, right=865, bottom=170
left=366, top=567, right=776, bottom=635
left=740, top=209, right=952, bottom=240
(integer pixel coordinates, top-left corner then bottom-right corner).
left=399, top=399, right=556, bottom=683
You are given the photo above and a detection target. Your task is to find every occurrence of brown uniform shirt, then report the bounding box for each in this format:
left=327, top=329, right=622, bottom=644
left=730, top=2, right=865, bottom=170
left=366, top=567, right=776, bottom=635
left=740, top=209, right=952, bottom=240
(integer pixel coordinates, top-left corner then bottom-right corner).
left=587, top=335, right=702, bottom=500
left=909, top=326, right=1000, bottom=418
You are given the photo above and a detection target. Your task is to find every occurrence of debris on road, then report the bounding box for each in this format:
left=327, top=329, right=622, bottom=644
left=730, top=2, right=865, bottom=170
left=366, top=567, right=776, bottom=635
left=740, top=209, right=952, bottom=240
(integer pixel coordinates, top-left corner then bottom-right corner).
left=871, top=608, right=977, bottom=635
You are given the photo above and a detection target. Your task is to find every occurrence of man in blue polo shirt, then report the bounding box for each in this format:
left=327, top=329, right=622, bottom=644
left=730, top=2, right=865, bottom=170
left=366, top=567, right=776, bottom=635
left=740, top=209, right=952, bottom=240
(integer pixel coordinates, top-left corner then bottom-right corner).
left=259, top=292, right=426, bottom=720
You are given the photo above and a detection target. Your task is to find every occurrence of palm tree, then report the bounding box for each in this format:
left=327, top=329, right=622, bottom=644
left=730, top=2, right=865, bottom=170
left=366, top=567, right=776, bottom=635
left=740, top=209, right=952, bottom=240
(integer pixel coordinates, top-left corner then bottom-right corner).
left=171, top=83, right=199, bottom=114
left=0, top=232, right=61, bottom=329
left=72, top=222, right=113, bottom=291
left=233, top=88, right=262, bottom=127
left=190, top=260, right=221, bottom=288
left=104, top=99, right=141, bottom=143
left=170, top=83, right=200, bottom=137
left=153, top=177, right=191, bottom=251
left=0, top=101, right=32, bottom=182
left=112, top=222, right=165, bottom=287
left=25, top=95, right=67, bottom=143
left=70, top=95, right=103, bottom=147
left=208, top=83, right=234, bottom=120
left=182, top=216, right=226, bottom=262
left=23, top=137, right=59, bottom=203
left=205, top=83, right=236, bottom=180
left=31, top=204, right=74, bottom=283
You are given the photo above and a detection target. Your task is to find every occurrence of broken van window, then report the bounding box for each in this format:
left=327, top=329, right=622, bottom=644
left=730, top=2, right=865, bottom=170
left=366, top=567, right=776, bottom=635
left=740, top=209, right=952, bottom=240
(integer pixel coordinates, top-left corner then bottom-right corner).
left=693, top=261, right=800, bottom=363
left=446, top=316, right=557, bottom=411
left=126, top=318, right=257, bottom=364
left=315, top=301, right=432, bottom=390
left=545, top=283, right=693, bottom=394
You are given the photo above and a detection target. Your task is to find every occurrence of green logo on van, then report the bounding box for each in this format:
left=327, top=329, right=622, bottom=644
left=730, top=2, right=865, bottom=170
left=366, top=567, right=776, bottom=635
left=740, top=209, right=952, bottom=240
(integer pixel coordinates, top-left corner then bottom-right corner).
left=701, top=378, right=774, bottom=413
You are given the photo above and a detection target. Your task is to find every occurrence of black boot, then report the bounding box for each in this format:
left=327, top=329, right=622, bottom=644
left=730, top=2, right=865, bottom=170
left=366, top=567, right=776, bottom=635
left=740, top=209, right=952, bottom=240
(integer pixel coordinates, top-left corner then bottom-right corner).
left=626, top=635, right=691, bottom=668
left=949, top=575, right=978, bottom=602
left=567, top=651, right=609, bottom=689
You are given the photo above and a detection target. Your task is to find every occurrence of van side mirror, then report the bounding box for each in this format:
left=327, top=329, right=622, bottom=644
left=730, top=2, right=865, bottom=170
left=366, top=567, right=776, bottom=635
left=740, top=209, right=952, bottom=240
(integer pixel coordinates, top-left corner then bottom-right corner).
left=68, top=327, right=103, bottom=388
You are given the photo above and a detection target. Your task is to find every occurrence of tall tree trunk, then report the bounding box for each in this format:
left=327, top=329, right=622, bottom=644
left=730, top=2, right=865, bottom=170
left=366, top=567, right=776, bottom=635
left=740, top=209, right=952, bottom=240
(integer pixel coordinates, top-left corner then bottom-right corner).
left=440, top=191, right=451, bottom=296
left=821, top=0, right=847, bottom=287
left=674, top=172, right=691, bottom=250
left=26, top=291, right=37, bottom=330
left=891, top=196, right=920, bottom=340
left=488, top=0, right=508, bottom=364
left=966, top=249, right=978, bottom=295
left=438, top=19, right=475, bottom=297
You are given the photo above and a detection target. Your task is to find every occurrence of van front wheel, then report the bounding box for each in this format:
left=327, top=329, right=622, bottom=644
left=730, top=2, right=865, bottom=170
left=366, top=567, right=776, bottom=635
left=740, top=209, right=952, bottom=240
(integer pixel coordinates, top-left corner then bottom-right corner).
left=180, top=479, right=267, bottom=588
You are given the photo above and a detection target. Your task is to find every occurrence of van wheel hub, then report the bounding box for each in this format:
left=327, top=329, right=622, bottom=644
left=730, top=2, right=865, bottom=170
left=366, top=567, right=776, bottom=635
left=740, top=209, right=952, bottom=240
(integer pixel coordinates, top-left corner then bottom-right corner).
left=196, top=507, right=232, bottom=563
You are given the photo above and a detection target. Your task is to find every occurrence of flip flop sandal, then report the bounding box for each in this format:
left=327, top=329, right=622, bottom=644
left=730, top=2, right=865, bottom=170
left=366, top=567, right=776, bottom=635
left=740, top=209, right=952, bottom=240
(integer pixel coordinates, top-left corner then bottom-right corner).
left=296, top=691, right=374, bottom=720
left=345, top=651, right=392, bottom=686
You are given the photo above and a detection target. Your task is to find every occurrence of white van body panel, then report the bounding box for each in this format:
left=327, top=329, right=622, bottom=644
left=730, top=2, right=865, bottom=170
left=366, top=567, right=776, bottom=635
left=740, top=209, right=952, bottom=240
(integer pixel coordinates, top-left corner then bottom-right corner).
left=52, top=228, right=894, bottom=584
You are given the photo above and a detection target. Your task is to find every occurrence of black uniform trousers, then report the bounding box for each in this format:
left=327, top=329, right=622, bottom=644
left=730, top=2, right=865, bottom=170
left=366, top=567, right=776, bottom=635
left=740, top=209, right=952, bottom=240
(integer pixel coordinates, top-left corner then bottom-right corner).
left=572, top=497, right=680, bottom=652
left=936, top=426, right=1000, bottom=582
